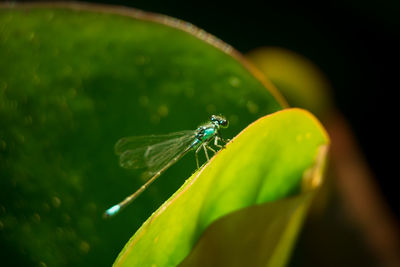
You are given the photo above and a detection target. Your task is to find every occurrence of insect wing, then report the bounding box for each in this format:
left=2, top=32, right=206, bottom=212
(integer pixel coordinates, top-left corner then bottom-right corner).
left=144, top=132, right=195, bottom=174
left=115, top=130, right=195, bottom=170
left=115, top=130, right=194, bottom=155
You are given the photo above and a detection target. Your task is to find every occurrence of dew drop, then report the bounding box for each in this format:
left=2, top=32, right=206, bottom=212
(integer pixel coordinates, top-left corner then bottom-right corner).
left=24, top=115, right=33, bottom=125
left=62, top=213, right=71, bottom=223
left=46, top=11, right=54, bottom=21
left=32, top=213, right=41, bottom=223
left=0, top=139, right=6, bottom=151
left=19, top=134, right=25, bottom=143
left=246, top=101, right=259, bottom=114
left=79, top=241, right=90, bottom=254
left=33, top=74, right=41, bottom=84
left=0, top=81, right=7, bottom=91
left=139, top=95, right=149, bottom=106
left=56, top=227, right=64, bottom=238
left=51, top=196, right=61, bottom=208
left=229, top=76, right=241, bottom=87
left=28, top=32, right=35, bottom=41
left=157, top=105, right=169, bottom=117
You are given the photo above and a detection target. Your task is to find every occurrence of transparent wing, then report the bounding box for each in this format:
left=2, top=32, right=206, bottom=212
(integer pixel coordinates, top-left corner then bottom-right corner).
left=116, top=130, right=195, bottom=171
left=115, top=131, right=195, bottom=155
left=144, top=132, right=196, bottom=174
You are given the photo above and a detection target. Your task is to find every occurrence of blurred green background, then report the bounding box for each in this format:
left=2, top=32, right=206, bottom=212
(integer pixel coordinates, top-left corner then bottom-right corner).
left=0, top=4, right=286, bottom=266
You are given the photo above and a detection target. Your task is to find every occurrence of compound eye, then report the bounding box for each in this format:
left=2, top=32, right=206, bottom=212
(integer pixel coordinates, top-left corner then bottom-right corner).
left=220, top=119, right=228, bottom=127
left=210, top=115, right=217, bottom=121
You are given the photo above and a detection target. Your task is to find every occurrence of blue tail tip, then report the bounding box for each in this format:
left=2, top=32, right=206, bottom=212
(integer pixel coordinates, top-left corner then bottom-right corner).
left=104, top=205, right=120, bottom=218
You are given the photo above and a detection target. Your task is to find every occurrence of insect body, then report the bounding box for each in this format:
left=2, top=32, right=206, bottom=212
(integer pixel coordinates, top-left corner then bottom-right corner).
left=191, top=115, right=229, bottom=167
left=104, top=115, right=229, bottom=218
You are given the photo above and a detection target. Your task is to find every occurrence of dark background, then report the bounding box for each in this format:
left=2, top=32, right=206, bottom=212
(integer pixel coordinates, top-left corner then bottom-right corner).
left=79, top=0, right=400, bottom=218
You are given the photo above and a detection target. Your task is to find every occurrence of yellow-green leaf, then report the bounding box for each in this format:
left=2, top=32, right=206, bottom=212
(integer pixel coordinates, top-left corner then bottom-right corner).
left=115, top=108, right=329, bottom=266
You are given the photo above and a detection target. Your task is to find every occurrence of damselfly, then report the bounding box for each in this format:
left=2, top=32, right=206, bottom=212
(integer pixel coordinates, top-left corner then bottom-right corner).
left=104, top=115, right=229, bottom=218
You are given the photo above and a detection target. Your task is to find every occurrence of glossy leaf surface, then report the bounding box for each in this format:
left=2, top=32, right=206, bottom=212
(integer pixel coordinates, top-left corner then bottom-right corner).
left=115, top=109, right=329, bottom=267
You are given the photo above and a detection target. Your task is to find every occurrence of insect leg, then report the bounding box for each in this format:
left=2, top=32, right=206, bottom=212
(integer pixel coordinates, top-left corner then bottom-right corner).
left=206, top=145, right=217, bottom=154
left=195, top=145, right=202, bottom=169
left=203, top=144, right=210, bottom=161
left=214, top=136, right=223, bottom=148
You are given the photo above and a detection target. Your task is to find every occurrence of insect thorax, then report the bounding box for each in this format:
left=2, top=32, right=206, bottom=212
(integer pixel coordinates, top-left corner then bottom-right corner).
left=195, top=124, right=218, bottom=143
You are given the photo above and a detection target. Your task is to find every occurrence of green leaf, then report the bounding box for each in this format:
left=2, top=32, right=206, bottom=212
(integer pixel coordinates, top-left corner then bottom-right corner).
left=0, top=3, right=284, bottom=266
left=114, top=108, right=329, bottom=266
